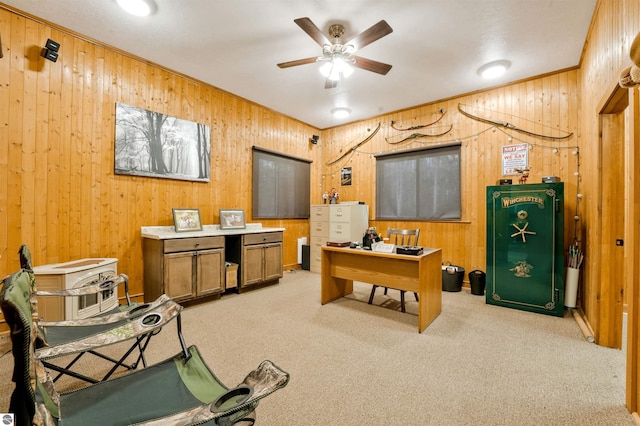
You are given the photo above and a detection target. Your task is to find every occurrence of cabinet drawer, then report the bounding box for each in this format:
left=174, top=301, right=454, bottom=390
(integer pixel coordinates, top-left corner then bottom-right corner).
left=309, top=235, right=328, bottom=248
left=310, top=205, right=329, bottom=221
left=310, top=220, right=329, bottom=237
left=330, top=205, right=352, bottom=222
left=163, top=236, right=224, bottom=253
left=329, top=223, right=352, bottom=242
left=244, top=232, right=283, bottom=245
left=310, top=258, right=322, bottom=273
left=309, top=245, right=323, bottom=262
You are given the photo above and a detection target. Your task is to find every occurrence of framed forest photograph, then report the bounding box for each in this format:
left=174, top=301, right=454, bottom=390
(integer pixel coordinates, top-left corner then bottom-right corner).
left=115, top=102, right=211, bottom=182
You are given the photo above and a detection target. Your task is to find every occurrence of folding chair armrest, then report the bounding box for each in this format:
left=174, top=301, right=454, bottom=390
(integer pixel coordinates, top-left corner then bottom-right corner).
left=38, top=294, right=171, bottom=327
left=36, top=295, right=182, bottom=360
left=36, top=273, right=132, bottom=306
left=240, top=359, right=290, bottom=400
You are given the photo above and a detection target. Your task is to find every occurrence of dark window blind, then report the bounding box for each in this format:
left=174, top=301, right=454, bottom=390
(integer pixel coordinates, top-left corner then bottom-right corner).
left=252, top=147, right=311, bottom=219
left=376, top=143, right=461, bottom=220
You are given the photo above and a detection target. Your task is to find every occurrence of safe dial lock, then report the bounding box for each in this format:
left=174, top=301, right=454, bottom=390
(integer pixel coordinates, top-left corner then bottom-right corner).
left=510, top=221, right=536, bottom=243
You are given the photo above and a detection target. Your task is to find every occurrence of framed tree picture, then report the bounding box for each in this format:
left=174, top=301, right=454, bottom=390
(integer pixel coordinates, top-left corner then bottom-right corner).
left=115, top=102, right=211, bottom=182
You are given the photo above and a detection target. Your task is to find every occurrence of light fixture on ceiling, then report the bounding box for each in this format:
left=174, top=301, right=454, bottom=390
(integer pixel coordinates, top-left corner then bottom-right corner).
left=477, top=60, right=511, bottom=79
left=331, top=107, right=351, bottom=119
left=319, top=58, right=354, bottom=81
left=116, top=0, right=157, bottom=16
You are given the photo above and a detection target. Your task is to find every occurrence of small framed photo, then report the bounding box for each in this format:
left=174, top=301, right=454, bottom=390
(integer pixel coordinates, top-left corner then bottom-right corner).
left=172, top=208, right=203, bottom=232
left=220, top=209, right=246, bottom=230
left=341, top=167, right=352, bottom=186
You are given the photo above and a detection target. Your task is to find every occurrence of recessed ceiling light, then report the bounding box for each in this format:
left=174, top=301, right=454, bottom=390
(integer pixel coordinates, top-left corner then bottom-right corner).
left=331, top=107, right=351, bottom=119
left=477, top=60, right=511, bottom=79
left=116, top=0, right=157, bottom=16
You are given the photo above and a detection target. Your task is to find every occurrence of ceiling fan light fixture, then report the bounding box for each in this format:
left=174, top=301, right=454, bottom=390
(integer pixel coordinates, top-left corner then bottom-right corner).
left=478, top=60, right=511, bottom=79
left=116, top=0, right=157, bottom=16
left=331, top=107, right=351, bottom=119
left=319, top=61, right=332, bottom=78
left=340, top=61, right=354, bottom=78
left=320, top=58, right=354, bottom=81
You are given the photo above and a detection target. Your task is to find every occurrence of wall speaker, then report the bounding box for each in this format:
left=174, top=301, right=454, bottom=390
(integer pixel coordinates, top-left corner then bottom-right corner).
left=41, top=38, right=60, bottom=62
left=310, top=135, right=319, bottom=144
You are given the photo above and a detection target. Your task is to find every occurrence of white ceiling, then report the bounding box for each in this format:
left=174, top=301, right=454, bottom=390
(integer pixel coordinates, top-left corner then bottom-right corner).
left=2, top=0, right=597, bottom=129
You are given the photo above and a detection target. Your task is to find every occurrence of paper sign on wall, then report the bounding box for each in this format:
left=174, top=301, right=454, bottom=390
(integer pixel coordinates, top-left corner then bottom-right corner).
left=502, top=143, right=528, bottom=176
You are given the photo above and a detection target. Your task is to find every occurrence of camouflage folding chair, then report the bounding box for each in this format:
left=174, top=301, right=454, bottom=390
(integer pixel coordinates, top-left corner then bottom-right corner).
left=17, top=245, right=173, bottom=384
left=1, top=250, right=290, bottom=426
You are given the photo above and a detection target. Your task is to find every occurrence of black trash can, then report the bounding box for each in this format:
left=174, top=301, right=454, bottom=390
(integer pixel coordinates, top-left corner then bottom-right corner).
left=442, top=264, right=465, bottom=292
left=469, top=270, right=486, bottom=295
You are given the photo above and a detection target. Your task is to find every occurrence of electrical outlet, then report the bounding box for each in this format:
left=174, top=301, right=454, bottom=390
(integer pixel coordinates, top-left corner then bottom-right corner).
left=616, top=239, right=624, bottom=246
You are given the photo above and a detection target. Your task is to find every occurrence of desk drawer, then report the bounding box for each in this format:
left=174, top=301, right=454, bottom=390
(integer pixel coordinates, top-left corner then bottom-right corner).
left=164, top=236, right=224, bottom=253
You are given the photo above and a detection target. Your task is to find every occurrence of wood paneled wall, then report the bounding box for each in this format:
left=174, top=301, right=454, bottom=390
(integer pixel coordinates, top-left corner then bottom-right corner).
left=578, top=0, right=640, bottom=349
left=320, top=73, right=580, bottom=275
left=3, top=0, right=640, bottom=417
left=0, top=7, right=322, bottom=301
left=578, top=0, right=640, bottom=412
left=1, top=1, right=638, bottom=360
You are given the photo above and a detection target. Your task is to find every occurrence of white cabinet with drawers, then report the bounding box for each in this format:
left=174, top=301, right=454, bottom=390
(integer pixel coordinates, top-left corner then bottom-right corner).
left=309, top=203, right=368, bottom=273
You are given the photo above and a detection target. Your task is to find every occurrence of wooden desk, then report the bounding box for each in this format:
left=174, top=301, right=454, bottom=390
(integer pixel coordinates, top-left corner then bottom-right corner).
left=321, top=246, right=442, bottom=333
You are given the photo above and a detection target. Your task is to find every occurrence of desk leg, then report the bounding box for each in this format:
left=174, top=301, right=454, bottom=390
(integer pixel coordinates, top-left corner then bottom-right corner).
left=417, top=251, right=442, bottom=332
left=321, top=250, right=353, bottom=304
left=321, top=276, right=353, bottom=304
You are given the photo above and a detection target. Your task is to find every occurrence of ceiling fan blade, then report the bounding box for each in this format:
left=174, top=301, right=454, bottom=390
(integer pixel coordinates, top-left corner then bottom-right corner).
left=352, top=56, right=392, bottom=75
left=346, top=20, right=393, bottom=51
left=277, top=57, right=319, bottom=68
left=294, top=17, right=331, bottom=47
left=324, top=78, right=338, bottom=89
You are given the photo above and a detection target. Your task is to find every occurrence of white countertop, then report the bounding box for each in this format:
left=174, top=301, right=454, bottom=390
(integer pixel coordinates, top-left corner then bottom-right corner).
left=141, top=223, right=285, bottom=240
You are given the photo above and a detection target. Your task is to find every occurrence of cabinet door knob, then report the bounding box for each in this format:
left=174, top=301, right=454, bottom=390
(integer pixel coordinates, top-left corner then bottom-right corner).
left=195, top=243, right=200, bottom=247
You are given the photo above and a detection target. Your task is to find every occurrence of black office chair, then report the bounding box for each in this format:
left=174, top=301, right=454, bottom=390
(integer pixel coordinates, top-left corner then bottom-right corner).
left=368, top=228, right=420, bottom=313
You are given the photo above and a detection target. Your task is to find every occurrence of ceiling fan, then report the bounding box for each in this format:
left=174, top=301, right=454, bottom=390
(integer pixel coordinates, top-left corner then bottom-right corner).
left=277, top=17, right=393, bottom=89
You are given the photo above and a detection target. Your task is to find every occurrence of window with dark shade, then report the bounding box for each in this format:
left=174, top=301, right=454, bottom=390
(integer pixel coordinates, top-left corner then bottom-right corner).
left=375, top=143, right=461, bottom=220
left=252, top=147, right=311, bottom=219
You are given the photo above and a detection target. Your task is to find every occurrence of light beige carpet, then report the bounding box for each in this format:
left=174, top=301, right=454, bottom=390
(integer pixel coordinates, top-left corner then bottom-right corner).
left=0, top=270, right=634, bottom=425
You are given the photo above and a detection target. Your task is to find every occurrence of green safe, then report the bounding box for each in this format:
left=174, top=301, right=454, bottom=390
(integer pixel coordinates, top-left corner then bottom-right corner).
left=486, top=183, right=565, bottom=316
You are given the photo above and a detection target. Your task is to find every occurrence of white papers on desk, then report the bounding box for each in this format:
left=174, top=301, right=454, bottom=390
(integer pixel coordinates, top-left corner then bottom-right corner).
left=371, top=242, right=395, bottom=253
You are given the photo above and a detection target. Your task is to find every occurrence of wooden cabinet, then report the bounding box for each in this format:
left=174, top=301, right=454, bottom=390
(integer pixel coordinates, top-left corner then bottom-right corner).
left=142, top=226, right=284, bottom=300
left=143, top=236, right=225, bottom=303
left=241, top=232, right=283, bottom=289
left=309, top=204, right=368, bottom=273
left=226, top=231, right=283, bottom=291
